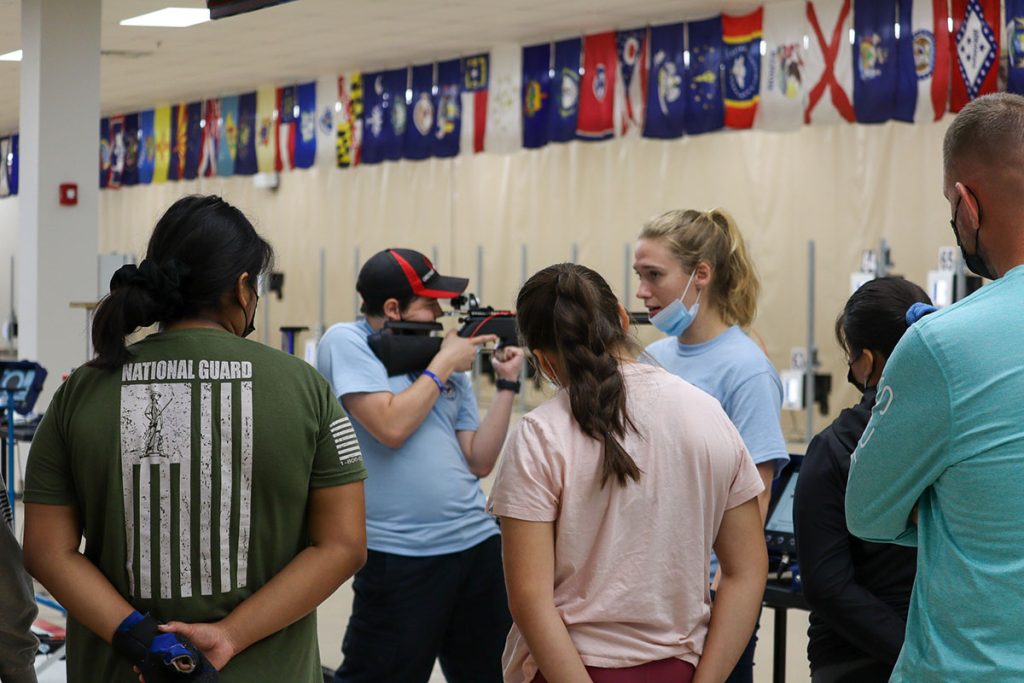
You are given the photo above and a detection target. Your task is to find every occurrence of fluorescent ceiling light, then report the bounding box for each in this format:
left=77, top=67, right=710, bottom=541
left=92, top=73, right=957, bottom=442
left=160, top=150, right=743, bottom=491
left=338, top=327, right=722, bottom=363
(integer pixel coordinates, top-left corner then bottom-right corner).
left=0, top=50, right=22, bottom=62
left=120, top=8, right=210, bottom=28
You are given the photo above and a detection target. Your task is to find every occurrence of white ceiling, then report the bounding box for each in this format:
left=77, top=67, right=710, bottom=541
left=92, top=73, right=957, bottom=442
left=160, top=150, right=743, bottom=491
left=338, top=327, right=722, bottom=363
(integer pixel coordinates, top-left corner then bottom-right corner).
left=0, top=0, right=778, bottom=135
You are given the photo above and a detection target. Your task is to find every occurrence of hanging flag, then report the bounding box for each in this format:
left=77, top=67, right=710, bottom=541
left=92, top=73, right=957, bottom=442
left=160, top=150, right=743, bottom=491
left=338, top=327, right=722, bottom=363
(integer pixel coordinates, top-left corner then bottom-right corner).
left=315, top=75, right=339, bottom=168
left=549, top=38, right=582, bottom=143
left=7, top=135, right=16, bottom=196
left=276, top=86, right=297, bottom=171
left=522, top=43, right=552, bottom=149
left=183, top=101, right=203, bottom=180
left=361, top=68, right=407, bottom=164
left=757, top=0, right=807, bottom=131
left=337, top=72, right=364, bottom=168
left=685, top=17, right=725, bottom=135
left=805, top=0, right=856, bottom=124
left=1009, top=1, right=1024, bottom=94
left=460, top=54, right=489, bottom=155
left=198, top=99, right=219, bottom=178
left=578, top=32, right=618, bottom=140
left=100, top=118, right=111, bottom=189
left=434, top=59, right=461, bottom=157
left=153, top=106, right=171, bottom=183
left=485, top=45, right=523, bottom=153
left=723, top=9, right=763, bottom=129
left=217, top=96, right=239, bottom=177
left=903, top=0, right=950, bottom=121
left=0, top=138, right=10, bottom=198
left=255, top=86, right=277, bottom=173
left=122, top=113, right=140, bottom=186
left=294, top=81, right=317, bottom=169
left=109, top=115, right=125, bottom=189
left=853, top=0, right=899, bottom=123
left=615, top=28, right=649, bottom=137
left=235, top=92, right=258, bottom=175
left=138, top=110, right=155, bottom=185
left=951, top=0, right=1000, bottom=111
left=405, top=63, right=436, bottom=160
left=644, top=23, right=686, bottom=139
left=167, top=104, right=186, bottom=181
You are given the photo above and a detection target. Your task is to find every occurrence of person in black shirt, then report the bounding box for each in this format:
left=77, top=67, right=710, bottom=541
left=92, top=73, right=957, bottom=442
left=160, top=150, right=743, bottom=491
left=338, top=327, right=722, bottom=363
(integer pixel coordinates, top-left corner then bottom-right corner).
left=793, top=277, right=932, bottom=683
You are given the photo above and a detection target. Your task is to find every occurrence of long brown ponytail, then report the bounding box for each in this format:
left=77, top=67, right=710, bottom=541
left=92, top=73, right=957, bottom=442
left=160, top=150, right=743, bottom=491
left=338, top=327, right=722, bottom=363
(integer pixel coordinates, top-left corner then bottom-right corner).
left=516, top=263, right=641, bottom=487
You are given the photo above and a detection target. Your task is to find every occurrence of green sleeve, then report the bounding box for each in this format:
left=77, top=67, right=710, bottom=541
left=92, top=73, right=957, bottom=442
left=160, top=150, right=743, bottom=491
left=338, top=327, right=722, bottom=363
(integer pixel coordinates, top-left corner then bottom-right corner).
left=846, top=327, right=951, bottom=545
left=23, top=384, right=76, bottom=505
left=309, top=378, right=367, bottom=488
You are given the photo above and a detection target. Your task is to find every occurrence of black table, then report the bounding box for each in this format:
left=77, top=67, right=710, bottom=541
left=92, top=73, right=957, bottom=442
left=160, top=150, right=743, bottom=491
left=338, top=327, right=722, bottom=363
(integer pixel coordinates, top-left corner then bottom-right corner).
left=763, top=580, right=810, bottom=683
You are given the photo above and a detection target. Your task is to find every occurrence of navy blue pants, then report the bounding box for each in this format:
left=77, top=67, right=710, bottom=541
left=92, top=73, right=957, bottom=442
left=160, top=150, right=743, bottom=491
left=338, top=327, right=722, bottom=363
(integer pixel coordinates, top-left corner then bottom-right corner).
left=334, top=535, right=510, bottom=683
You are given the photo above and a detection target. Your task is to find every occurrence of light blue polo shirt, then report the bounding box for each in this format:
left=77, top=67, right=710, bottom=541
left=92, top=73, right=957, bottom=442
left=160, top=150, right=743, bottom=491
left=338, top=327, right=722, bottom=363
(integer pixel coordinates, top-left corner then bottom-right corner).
left=847, top=265, right=1024, bottom=681
left=316, top=320, right=498, bottom=556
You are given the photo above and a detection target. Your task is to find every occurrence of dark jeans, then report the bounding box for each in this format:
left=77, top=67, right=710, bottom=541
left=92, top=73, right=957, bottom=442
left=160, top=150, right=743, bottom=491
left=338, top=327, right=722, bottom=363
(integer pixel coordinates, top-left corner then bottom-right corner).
left=710, top=589, right=760, bottom=683
left=334, top=535, right=511, bottom=683
left=811, top=658, right=893, bottom=683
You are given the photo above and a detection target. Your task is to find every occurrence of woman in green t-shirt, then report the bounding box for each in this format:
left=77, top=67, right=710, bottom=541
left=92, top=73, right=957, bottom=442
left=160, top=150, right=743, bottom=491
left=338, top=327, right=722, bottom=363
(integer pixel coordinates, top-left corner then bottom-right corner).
left=22, top=195, right=368, bottom=682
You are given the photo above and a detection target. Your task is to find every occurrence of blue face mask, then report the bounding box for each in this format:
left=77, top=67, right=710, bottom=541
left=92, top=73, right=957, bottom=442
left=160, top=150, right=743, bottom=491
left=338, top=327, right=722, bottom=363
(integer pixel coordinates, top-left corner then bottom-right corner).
left=650, top=271, right=701, bottom=337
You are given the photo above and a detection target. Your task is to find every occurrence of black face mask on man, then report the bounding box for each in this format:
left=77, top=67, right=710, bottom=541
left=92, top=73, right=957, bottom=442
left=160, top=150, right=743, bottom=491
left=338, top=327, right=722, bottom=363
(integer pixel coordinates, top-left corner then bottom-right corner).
left=950, top=188, right=996, bottom=280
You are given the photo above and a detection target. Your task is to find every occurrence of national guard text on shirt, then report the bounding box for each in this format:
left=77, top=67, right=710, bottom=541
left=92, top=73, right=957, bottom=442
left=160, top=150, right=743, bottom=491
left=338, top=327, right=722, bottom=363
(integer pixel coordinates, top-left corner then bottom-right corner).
left=121, top=360, right=254, bottom=382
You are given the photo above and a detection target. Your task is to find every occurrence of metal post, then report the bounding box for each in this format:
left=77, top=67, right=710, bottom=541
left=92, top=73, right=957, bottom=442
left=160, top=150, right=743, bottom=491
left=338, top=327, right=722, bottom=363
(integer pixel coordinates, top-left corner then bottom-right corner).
left=571, top=242, right=579, bottom=264
left=805, top=241, right=816, bottom=444
left=6, top=389, right=15, bottom=514
left=622, top=243, right=632, bottom=305
left=520, top=244, right=528, bottom=285
left=317, top=248, right=326, bottom=339
left=353, top=246, right=361, bottom=319
left=431, top=244, right=439, bottom=268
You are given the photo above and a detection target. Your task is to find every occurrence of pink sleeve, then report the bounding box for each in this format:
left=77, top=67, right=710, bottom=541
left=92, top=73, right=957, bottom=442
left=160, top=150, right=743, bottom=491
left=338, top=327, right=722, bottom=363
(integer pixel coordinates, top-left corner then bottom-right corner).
left=726, top=426, right=765, bottom=510
left=487, top=416, right=561, bottom=522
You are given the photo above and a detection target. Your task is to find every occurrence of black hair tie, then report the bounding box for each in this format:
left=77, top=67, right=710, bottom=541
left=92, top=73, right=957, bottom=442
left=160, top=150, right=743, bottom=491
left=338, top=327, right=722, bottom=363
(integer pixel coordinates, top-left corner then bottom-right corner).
left=109, top=259, right=188, bottom=318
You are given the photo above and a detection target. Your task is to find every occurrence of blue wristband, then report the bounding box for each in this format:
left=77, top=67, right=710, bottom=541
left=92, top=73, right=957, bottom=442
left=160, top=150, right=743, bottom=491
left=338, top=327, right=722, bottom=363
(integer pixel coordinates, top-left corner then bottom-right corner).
left=422, top=369, right=445, bottom=394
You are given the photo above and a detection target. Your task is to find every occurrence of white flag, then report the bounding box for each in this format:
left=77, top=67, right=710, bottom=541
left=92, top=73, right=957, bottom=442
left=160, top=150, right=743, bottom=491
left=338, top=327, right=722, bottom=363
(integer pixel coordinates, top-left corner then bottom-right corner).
left=484, top=44, right=523, bottom=154
left=315, top=75, right=339, bottom=169
left=756, top=0, right=808, bottom=131
left=911, top=0, right=950, bottom=122
left=804, top=0, right=855, bottom=125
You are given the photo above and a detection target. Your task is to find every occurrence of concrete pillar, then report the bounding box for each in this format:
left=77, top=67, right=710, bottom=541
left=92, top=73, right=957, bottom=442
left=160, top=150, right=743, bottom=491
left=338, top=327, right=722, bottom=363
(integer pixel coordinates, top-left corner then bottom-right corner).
left=18, top=0, right=101, bottom=403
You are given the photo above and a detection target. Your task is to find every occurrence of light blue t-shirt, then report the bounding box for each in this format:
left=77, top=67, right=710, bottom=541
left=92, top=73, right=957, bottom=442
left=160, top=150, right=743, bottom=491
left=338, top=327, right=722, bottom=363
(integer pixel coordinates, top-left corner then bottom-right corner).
left=644, top=326, right=790, bottom=474
left=316, top=320, right=498, bottom=556
left=847, top=265, right=1024, bottom=681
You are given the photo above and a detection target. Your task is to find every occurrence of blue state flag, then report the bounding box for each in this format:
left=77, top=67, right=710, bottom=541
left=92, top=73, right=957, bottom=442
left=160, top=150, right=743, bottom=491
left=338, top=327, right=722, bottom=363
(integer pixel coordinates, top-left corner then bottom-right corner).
left=122, top=113, right=140, bottom=186
left=685, top=17, right=725, bottom=135
left=894, top=0, right=917, bottom=122
left=235, top=92, right=258, bottom=175
left=1008, top=1, right=1024, bottom=94
left=361, top=68, right=407, bottom=164
left=184, top=101, right=203, bottom=180
left=522, top=43, right=552, bottom=148
left=405, top=64, right=435, bottom=160
left=294, top=82, right=317, bottom=168
left=854, top=0, right=899, bottom=123
left=138, top=110, right=155, bottom=184
left=435, top=59, right=462, bottom=157
left=217, top=96, right=239, bottom=176
left=100, top=118, right=111, bottom=188
left=7, top=135, right=17, bottom=196
left=549, top=38, right=582, bottom=143
left=645, top=23, right=686, bottom=139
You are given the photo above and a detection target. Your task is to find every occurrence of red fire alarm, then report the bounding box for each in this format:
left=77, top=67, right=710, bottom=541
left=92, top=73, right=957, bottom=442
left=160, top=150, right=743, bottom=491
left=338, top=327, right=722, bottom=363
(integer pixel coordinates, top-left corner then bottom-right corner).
left=59, top=183, right=78, bottom=206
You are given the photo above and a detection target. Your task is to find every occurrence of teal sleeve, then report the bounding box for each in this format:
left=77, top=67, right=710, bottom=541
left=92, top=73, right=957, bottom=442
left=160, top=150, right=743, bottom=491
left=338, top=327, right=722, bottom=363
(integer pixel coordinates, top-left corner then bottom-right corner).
left=846, top=327, right=951, bottom=545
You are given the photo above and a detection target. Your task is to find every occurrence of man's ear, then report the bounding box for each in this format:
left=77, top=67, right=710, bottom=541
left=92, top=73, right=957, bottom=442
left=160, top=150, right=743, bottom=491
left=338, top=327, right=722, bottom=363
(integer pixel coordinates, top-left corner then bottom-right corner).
left=381, top=298, right=402, bottom=321
left=955, top=182, right=981, bottom=229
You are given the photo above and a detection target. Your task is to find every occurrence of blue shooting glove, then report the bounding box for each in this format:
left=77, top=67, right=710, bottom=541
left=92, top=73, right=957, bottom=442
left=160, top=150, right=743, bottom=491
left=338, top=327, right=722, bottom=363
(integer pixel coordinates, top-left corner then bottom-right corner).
left=112, top=611, right=218, bottom=682
left=905, top=302, right=938, bottom=325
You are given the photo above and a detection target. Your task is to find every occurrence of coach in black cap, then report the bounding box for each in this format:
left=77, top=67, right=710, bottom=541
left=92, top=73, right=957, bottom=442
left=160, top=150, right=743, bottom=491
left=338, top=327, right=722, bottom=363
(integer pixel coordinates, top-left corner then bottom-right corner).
left=317, top=248, right=523, bottom=683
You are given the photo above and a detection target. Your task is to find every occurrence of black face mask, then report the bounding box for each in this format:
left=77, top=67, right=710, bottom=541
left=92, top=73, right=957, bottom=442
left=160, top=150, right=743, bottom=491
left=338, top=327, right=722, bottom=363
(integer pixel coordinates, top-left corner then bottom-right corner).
left=950, top=190, right=996, bottom=280
left=846, top=350, right=875, bottom=394
left=240, top=286, right=258, bottom=338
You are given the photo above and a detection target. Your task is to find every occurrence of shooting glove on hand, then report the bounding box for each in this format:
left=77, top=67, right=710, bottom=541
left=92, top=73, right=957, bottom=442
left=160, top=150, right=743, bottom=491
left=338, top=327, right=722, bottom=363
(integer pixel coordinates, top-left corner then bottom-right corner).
left=113, top=611, right=218, bottom=682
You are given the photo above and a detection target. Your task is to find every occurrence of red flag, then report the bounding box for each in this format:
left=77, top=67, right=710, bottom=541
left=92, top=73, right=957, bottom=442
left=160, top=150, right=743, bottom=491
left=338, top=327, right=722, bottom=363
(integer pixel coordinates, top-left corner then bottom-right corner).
left=577, top=32, right=617, bottom=140
left=951, top=0, right=1000, bottom=112
left=805, top=0, right=855, bottom=124
left=723, top=9, right=764, bottom=129
left=275, top=86, right=297, bottom=171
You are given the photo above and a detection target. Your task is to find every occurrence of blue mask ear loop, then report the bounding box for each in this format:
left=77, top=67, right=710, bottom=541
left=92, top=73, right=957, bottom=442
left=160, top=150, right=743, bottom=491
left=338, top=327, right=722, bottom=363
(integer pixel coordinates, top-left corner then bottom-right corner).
left=679, top=269, right=700, bottom=308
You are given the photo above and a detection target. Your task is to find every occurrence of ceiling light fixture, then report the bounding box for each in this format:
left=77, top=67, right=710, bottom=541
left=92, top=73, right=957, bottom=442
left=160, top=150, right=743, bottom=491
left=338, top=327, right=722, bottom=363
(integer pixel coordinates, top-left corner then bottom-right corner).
left=120, top=8, right=211, bottom=28
left=0, top=50, right=23, bottom=62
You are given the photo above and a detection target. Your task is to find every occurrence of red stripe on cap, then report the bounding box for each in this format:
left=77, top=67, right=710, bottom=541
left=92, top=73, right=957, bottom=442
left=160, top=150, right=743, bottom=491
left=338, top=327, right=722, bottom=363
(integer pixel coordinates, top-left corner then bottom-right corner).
left=390, top=249, right=461, bottom=298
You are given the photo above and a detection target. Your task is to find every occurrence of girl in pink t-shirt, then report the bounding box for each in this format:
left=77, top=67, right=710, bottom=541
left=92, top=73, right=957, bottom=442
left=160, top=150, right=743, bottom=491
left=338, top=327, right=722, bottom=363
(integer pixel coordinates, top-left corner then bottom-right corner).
left=488, top=263, right=767, bottom=683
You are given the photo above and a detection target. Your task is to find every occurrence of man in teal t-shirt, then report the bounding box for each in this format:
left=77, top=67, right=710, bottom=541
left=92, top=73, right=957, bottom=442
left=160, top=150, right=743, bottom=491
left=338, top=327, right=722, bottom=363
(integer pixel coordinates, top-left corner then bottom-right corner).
left=847, top=93, right=1024, bottom=681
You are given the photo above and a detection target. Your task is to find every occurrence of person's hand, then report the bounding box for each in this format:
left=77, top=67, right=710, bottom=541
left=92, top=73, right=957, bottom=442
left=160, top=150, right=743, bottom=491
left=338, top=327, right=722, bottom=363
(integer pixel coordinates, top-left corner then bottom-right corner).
left=436, top=331, right=497, bottom=373
left=158, top=620, right=237, bottom=671
left=491, top=345, right=525, bottom=381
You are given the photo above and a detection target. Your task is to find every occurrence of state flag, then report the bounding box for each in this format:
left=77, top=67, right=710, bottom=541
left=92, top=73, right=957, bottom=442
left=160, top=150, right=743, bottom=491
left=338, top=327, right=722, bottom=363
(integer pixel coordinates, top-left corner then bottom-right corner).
left=1009, top=1, right=1024, bottom=94
left=895, top=0, right=948, bottom=123
left=109, top=115, right=125, bottom=189
left=183, top=101, right=203, bottom=180
left=337, top=72, right=364, bottom=168
left=217, top=96, right=239, bottom=177
left=255, top=86, right=277, bottom=173
left=549, top=38, right=582, bottom=143
left=122, top=113, right=140, bottom=186
left=522, top=43, right=552, bottom=149
left=757, top=0, right=808, bottom=131
left=434, top=59, right=462, bottom=158
left=198, top=99, right=219, bottom=177
left=6, top=135, right=16, bottom=196
left=235, top=92, right=258, bottom=176
left=168, top=104, right=187, bottom=181
left=484, top=44, right=522, bottom=154
left=315, top=75, right=339, bottom=168
left=294, top=81, right=317, bottom=169
left=137, top=110, right=156, bottom=185
left=152, top=106, right=171, bottom=183
left=805, top=0, right=855, bottom=124
left=405, top=63, right=436, bottom=160
left=685, top=17, right=725, bottom=135
left=361, top=68, right=407, bottom=164
left=644, top=22, right=686, bottom=139
left=577, top=32, right=617, bottom=140
left=99, top=118, right=111, bottom=189
left=615, top=28, right=648, bottom=137
left=723, top=9, right=763, bottom=129
left=275, top=86, right=296, bottom=171
left=460, top=54, right=489, bottom=155
left=0, top=138, right=10, bottom=198
left=853, top=0, right=899, bottom=123
left=951, top=0, right=1000, bottom=111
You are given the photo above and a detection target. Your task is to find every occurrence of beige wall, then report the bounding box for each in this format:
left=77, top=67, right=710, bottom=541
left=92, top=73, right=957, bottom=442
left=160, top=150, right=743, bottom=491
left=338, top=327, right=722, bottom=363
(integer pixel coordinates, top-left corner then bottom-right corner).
left=93, top=117, right=955, bottom=434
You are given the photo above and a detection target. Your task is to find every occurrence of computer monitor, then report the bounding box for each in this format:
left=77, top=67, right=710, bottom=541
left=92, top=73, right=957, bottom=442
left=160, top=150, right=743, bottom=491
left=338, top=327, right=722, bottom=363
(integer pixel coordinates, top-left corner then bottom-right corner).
left=764, top=455, right=802, bottom=555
